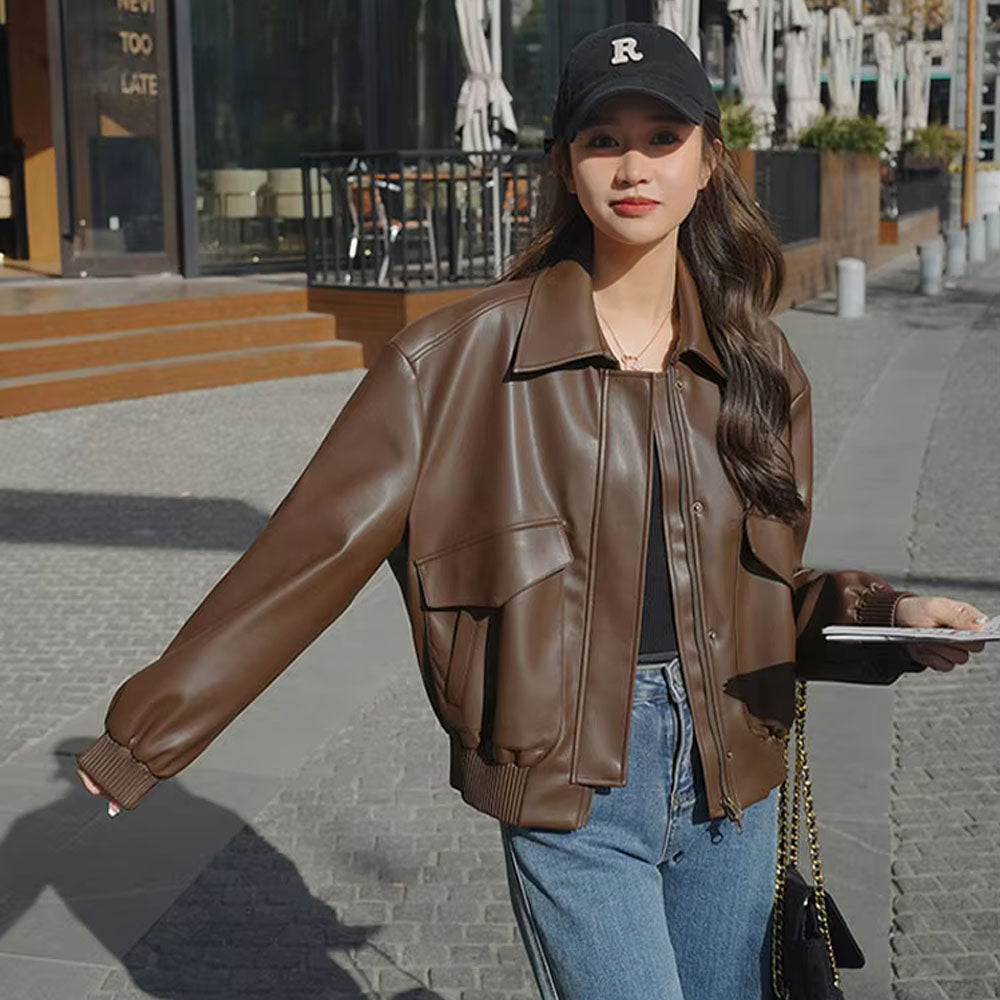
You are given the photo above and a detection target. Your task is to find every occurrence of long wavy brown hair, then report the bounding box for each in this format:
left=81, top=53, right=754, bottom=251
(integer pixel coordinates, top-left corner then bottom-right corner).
left=499, top=114, right=807, bottom=527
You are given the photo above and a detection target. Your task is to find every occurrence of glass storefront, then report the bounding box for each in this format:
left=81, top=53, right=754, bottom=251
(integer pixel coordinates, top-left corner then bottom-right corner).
left=188, top=0, right=654, bottom=272
left=58, top=0, right=176, bottom=275
left=191, top=1, right=361, bottom=270
left=190, top=0, right=470, bottom=270
left=30, top=0, right=659, bottom=275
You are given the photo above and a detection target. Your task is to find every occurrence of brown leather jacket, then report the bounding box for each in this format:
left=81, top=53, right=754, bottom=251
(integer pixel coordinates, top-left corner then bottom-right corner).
left=78, top=249, right=922, bottom=831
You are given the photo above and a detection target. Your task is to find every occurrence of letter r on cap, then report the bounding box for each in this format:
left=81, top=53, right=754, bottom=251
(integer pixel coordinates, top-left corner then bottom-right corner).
left=610, top=37, right=644, bottom=64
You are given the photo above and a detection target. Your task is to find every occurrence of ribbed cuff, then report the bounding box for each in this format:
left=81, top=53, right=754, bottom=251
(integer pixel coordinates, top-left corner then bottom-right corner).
left=854, top=584, right=918, bottom=627
left=77, top=732, right=159, bottom=810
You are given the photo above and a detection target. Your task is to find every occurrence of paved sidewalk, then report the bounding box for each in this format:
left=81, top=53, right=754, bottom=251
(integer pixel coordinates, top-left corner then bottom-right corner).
left=0, top=249, right=997, bottom=1000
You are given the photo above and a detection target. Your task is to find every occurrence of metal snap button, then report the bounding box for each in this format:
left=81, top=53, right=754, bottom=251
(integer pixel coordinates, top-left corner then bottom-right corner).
left=691, top=500, right=704, bottom=513
left=707, top=628, right=717, bottom=640
left=674, top=377, right=684, bottom=389
left=725, top=750, right=734, bottom=759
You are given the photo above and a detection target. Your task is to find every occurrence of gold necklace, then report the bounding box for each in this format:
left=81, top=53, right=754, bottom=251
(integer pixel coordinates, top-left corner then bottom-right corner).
left=593, top=296, right=672, bottom=371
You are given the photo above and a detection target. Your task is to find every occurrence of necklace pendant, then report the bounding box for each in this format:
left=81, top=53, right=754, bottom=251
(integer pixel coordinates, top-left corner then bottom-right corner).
left=621, top=354, right=642, bottom=371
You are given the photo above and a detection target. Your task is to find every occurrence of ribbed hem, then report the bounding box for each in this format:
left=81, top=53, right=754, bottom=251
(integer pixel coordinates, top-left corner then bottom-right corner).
left=854, top=585, right=917, bottom=627
left=454, top=745, right=530, bottom=825
left=77, top=732, right=159, bottom=810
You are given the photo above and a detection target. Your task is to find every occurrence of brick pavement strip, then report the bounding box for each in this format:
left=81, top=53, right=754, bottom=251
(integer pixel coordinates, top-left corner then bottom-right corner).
left=890, top=295, right=1000, bottom=1000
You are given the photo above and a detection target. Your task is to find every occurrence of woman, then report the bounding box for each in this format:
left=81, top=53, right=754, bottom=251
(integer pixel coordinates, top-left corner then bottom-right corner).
left=488, top=23, right=987, bottom=999
left=79, top=21, right=987, bottom=1000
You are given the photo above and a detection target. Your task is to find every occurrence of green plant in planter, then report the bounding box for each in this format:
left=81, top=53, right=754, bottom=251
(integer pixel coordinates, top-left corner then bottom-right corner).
left=796, top=113, right=888, bottom=156
left=720, top=98, right=758, bottom=150
left=901, top=123, right=964, bottom=167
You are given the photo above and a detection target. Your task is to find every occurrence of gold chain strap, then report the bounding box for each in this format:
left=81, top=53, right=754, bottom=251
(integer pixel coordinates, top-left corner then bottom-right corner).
left=772, top=768, right=790, bottom=997
left=770, top=678, right=841, bottom=998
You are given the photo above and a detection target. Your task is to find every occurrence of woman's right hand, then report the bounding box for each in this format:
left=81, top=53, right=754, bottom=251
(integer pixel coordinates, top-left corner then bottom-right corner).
left=77, top=767, right=122, bottom=817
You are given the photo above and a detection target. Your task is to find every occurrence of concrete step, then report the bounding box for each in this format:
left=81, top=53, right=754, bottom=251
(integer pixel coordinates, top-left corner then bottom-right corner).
left=0, top=312, right=340, bottom=378
left=0, top=340, right=365, bottom=418
left=0, top=289, right=309, bottom=343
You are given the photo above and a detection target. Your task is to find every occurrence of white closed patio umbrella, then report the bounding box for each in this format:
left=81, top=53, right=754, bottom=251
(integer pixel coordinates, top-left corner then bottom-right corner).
left=903, top=39, right=930, bottom=140
left=455, top=0, right=518, bottom=276
left=874, top=30, right=901, bottom=152
left=784, top=0, right=823, bottom=140
left=655, top=0, right=701, bottom=61
left=827, top=6, right=857, bottom=119
left=728, top=0, right=776, bottom=149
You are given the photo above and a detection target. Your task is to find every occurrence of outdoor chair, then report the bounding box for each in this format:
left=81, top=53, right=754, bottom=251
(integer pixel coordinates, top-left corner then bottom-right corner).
left=260, top=168, right=334, bottom=256
left=453, top=168, right=501, bottom=279
left=265, top=168, right=333, bottom=221
left=344, top=170, right=439, bottom=286
left=390, top=173, right=440, bottom=284
left=212, top=169, right=268, bottom=220
left=502, top=175, right=537, bottom=262
left=345, top=172, right=393, bottom=285
left=211, top=169, right=269, bottom=251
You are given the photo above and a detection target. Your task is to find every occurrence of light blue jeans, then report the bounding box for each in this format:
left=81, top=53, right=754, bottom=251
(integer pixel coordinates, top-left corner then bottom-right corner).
left=499, top=656, right=780, bottom=1000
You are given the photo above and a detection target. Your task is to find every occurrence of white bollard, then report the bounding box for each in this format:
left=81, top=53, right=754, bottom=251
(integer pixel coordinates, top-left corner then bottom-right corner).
left=917, top=238, right=944, bottom=295
left=968, top=215, right=987, bottom=262
left=985, top=211, right=1000, bottom=254
left=836, top=257, right=866, bottom=318
left=944, top=227, right=967, bottom=278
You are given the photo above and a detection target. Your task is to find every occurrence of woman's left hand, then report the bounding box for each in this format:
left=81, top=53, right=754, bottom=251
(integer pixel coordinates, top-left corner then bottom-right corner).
left=895, top=595, right=989, bottom=671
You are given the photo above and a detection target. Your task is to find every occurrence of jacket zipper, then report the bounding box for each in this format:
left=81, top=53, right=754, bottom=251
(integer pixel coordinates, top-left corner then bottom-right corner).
left=664, top=362, right=745, bottom=831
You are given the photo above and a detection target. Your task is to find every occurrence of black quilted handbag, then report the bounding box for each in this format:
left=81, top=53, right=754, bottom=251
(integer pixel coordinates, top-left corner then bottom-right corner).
left=771, top=680, right=866, bottom=1000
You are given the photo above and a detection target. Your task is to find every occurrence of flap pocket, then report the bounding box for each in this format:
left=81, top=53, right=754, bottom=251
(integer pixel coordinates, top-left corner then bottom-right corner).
left=742, top=513, right=796, bottom=588
left=415, top=517, right=572, bottom=609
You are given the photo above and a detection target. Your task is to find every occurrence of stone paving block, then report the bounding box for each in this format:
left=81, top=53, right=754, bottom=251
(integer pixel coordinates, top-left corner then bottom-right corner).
left=458, top=991, right=523, bottom=1000
left=429, top=965, right=479, bottom=989
left=951, top=955, right=1000, bottom=978
left=464, top=924, right=515, bottom=944
left=967, top=915, right=1000, bottom=931
left=449, top=944, right=497, bottom=965
left=937, top=979, right=996, bottom=999
left=908, top=933, right=968, bottom=956
left=894, top=956, right=963, bottom=979
left=894, top=982, right=949, bottom=1000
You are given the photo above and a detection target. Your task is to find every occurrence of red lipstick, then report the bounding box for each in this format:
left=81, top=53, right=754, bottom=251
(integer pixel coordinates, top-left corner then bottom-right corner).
left=610, top=197, right=660, bottom=217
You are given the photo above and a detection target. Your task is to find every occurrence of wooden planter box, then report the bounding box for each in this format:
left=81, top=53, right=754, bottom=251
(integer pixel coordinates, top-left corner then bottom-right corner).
left=775, top=151, right=881, bottom=312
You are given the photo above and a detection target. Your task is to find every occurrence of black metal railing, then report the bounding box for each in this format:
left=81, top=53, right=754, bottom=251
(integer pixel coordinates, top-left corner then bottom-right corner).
left=753, top=149, right=821, bottom=246
left=301, top=146, right=829, bottom=289
left=301, top=148, right=547, bottom=288
left=891, top=167, right=951, bottom=230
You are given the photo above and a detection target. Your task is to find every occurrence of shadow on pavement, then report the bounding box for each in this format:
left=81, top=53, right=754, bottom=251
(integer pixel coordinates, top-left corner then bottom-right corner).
left=0, top=740, right=446, bottom=1000
left=0, top=489, right=268, bottom=550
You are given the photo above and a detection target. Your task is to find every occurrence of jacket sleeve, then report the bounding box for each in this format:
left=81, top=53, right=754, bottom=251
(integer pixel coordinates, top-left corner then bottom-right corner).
left=77, top=341, right=423, bottom=808
left=771, top=322, right=926, bottom=685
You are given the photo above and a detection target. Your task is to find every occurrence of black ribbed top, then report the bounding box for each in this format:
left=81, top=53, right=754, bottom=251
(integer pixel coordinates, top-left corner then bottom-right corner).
left=637, top=441, right=679, bottom=663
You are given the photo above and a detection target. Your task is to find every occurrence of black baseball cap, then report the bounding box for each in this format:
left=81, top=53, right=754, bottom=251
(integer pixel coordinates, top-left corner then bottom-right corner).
left=545, top=22, right=720, bottom=152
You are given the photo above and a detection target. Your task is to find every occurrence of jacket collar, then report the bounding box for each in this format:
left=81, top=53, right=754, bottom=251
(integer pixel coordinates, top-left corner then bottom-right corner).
left=510, top=243, right=725, bottom=379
